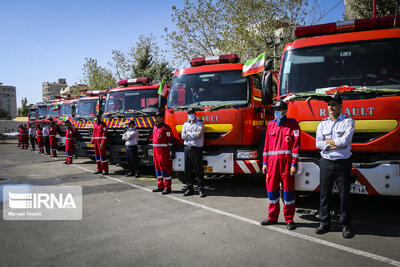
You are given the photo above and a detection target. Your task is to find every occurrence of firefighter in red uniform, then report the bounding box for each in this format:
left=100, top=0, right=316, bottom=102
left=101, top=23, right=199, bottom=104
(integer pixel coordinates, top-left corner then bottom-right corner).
left=49, top=120, right=58, bottom=157
left=64, top=120, right=75, bottom=164
left=20, top=125, right=29, bottom=149
left=152, top=112, right=175, bottom=195
left=260, top=101, right=300, bottom=230
left=36, top=123, right=44, bottom=153
left=91, top=115, right=108, bottom=175
left=18, top=125, right=22, bottom=148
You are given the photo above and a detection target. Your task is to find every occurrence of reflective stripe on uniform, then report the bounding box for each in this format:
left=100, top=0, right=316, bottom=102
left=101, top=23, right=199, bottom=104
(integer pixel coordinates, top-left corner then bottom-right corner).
left=264, top=150, right=292, bottom=156
left=292, top=153, right=299, bottom=158
left=153, top=144, right=168, bottom=147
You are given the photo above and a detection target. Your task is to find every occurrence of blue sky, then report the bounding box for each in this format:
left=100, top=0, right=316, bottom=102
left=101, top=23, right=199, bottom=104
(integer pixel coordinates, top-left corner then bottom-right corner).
left=0, top=0, right=344, bottom=107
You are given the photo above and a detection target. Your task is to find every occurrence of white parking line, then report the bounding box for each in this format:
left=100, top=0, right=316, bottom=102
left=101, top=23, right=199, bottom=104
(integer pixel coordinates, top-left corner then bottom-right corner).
left=72, top=164, right=400, bottom=266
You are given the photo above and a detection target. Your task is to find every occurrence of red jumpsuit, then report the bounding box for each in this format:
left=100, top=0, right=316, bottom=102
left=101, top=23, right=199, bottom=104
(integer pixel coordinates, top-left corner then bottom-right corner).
left=49, top=126, right=57, bottom=157
left=36, top=128, right=44, bottom=153
left=263, top=117, right=300, bottom=223
left=91, top=121, right=108, bottom=173
left=65, top=127, right=75, bottom=163
left=18, top=127, right=22, bottom=147
left=20, top=128, right=29, bottom=149
left=153, top=122, right=174, bottom=191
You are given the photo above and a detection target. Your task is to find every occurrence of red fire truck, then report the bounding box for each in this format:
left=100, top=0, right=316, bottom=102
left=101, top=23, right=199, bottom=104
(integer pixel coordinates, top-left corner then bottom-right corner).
left=263, top=15, right=400, bottom=196
left=103, top=78, right=160, bottom=167
left=164, top=54, right=270, bottom=178
left=71, top=91, right=106, bottom=157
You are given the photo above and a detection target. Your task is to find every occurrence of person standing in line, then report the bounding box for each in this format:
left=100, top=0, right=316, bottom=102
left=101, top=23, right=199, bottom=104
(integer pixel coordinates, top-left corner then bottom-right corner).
left=36, top=123, right=44, bottom=154
left=152, top=112, right=175, bottom=195
left=43, top=121, right=50, bottom=154
left=49, top=120, right=58, bottom=157
left=29, top=124, right=36, bottom=151
left=64, top=120, right=75, bottom=164
left=20, top=125, right=29, bottom=149
left=181, top=108, right=206, bottom=198
left=122, top=120, right=140, bottom=178
left=315, top=94, right=355, bottom=238
left=91, top=115, right=108, bottom=175
left=260, top=100, right=300, bottom=230
left=17, top=125, right=22, bottom=147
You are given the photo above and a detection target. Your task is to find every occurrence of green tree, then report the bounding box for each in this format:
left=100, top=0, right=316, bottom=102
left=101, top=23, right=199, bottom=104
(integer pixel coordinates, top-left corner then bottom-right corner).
left=82, top=57, right=116, bottom=90
left=108, top=34, right=174, bottom=82
left=348, top=0, right=399, bottom=19
left=164, top=0, right=320, bottom=67
left=18, top=98, right=29, bottom=117
left=0, top=108, right=10, bottom=120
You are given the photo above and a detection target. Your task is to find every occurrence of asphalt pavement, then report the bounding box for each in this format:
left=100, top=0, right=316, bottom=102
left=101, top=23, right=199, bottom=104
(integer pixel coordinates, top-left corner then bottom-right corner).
left=0, top=140, right=399, bottom=266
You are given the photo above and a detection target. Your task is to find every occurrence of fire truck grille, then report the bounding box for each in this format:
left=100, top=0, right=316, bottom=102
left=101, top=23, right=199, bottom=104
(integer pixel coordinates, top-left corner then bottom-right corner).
left=107, top=128, right=153, bottom=145
left=76, top=129, right=93, bottom=142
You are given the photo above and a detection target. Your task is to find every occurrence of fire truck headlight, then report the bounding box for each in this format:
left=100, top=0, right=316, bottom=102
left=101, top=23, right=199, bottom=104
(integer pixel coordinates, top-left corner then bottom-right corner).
left=236, top=150, right=259, bottom=160
left=148, top=149, right=153, bottom=157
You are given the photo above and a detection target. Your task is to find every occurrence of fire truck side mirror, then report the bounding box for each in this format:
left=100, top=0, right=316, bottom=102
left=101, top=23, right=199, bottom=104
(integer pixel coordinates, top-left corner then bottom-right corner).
left=264, top=59, right=273, bottom=71
left=262, top=72, right=273, bottom=105
left=158, top=95, right=167, bottom=109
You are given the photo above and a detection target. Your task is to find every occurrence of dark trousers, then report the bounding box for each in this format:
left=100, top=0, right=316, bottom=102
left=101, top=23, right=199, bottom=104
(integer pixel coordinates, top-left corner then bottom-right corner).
left=30, top=136, right=35, bottom=150
left=319, top=157, right=352, bottom=227
left=184, top=146, right=204, bottom=190
left=44, top=136, right=50, bottom=154
left=126, top=145, right=140, bottom=174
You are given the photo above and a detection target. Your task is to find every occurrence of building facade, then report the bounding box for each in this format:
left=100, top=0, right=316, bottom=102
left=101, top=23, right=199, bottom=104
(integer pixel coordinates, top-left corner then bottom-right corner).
left=0, top=82, right=17, bottom=119
left=42, top=78, right=67, bottom=101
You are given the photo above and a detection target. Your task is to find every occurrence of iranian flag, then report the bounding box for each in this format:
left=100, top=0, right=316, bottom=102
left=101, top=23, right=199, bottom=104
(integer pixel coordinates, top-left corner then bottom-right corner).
left=242, top=52, right=265, bottom=77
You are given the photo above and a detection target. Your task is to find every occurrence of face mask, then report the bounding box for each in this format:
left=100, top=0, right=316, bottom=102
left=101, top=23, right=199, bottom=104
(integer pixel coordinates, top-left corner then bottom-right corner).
left=188, top=114, right=196, bottom=121
left=274, top=110, right=284, bottom=120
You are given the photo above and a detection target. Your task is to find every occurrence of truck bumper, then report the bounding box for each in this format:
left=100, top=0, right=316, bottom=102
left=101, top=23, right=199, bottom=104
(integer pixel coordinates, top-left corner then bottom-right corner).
left=296, top=160, right=400, bottom=196
left=172, top=152, right=261, bottom=174
left=75, top=141, right=95, bottom=158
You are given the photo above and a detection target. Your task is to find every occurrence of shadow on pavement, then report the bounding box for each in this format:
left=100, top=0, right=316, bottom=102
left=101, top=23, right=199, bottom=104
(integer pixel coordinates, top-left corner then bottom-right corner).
left=295, top=193, right=400, bottom=237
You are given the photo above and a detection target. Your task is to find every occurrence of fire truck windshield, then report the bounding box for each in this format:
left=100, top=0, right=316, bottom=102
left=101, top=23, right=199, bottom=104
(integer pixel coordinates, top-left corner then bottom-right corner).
left=61, top=103, right=73, bottom=116
left=76, top=99, right=97, bottom=117
left=28, top=109, right=37, bottom=120
left=37, top=106, right=47, bottom=117
left=104, top=89, right=158, bottom=115
left=168, top=70, right=249, bottom=108
left=47, top=105, right=60, bottom=116
left=280, top=39, right=400, bottom=95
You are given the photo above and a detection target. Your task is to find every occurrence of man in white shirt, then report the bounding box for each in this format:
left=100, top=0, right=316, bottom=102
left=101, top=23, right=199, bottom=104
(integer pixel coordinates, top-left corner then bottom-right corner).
left=42, top=121, right=50, bottom=155
left=181, top=108, right=206, bottom=198
left=122, top=120, right=140, bottom=178
left=315, top=94, right=355, bottom=238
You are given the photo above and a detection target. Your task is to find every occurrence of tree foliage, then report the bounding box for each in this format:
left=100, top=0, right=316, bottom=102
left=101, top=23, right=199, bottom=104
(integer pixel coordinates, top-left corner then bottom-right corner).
left=82, top=58, right=117, bottom=90
left=348, top=0, right=399, bottom=19
left=108, top=35, right=174, bottom=82
left=18, top=98, right=29, bottom=117
left=0, top=108, right=10, bottom=120
left=164, top=0, right=320, bottom=67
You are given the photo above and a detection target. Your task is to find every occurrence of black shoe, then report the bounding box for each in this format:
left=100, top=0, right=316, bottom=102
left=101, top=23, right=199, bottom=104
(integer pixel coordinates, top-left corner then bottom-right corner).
left=161, top=189, right=171, bottom=195
left=153, top=188, right=163, bottom=192
left=183, top=189, right=194, bottom=196
left=94, top=171, right=102, bottom=174
left=315, top=224, right=329, bottom=234
left=199, top=190, right=206, bottom=198
left=134, top=173, right=140, bottom=178
left=342, top=226, right=353, bottom=239
left=260, top=219, right=277, bottom=226
left=126, top=172, right=134, bottom=177
left=287, top=222, right=296, bottom=230
left=103, top=172, right=109, bottom=175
